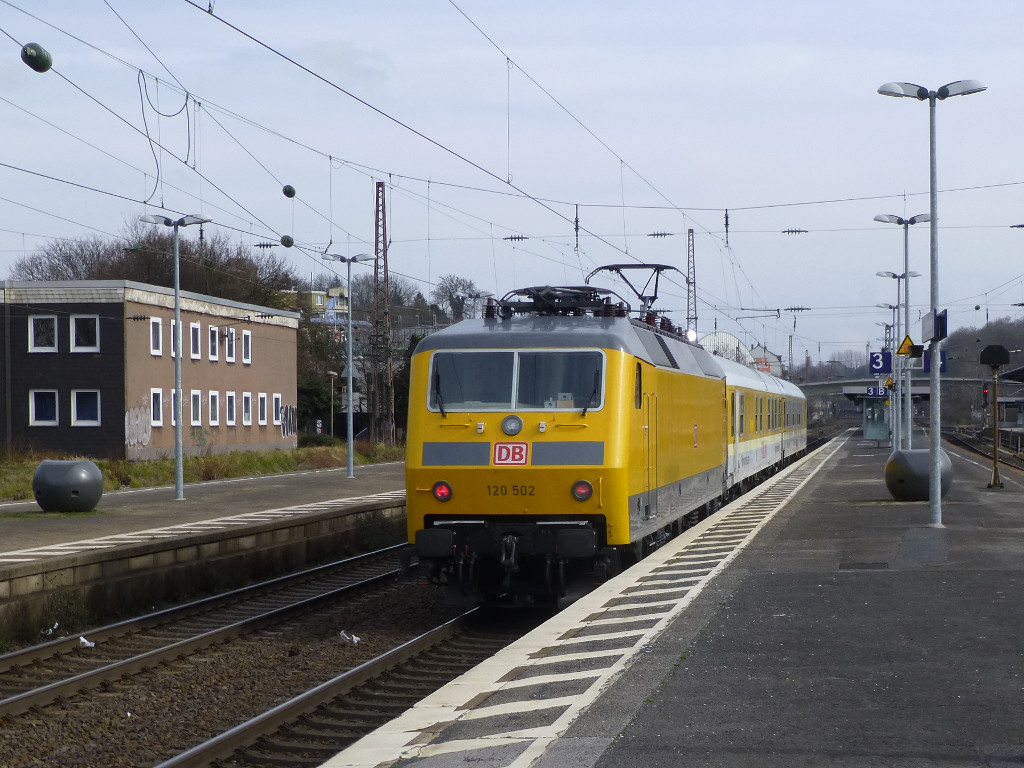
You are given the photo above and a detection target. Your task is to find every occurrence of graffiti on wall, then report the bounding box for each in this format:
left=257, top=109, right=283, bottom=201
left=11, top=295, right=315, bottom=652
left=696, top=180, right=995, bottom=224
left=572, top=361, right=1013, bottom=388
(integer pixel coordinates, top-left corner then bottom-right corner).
left=280, top=404, right=297, bottom=438
left=125, top=406, right=152, bottom=447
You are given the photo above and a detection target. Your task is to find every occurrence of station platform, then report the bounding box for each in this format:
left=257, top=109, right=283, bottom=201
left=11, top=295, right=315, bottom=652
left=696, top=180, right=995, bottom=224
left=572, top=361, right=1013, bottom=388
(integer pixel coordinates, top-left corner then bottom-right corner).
left=0, top=462, right=406, bottom=623
left=327, top=431, right=1024, bottom=768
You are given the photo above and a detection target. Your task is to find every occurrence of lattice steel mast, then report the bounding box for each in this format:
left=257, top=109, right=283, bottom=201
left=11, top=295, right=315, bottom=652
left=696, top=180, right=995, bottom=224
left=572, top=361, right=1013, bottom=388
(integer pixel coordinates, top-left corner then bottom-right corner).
left=370, top=181, right=395, bottom=444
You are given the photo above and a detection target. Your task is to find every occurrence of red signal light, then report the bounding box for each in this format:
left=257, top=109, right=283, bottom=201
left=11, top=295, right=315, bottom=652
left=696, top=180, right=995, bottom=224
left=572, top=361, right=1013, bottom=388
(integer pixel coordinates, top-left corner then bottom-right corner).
left=432, top=481, right=453, bottom=502
left=571, top=480, right=593, bottom=501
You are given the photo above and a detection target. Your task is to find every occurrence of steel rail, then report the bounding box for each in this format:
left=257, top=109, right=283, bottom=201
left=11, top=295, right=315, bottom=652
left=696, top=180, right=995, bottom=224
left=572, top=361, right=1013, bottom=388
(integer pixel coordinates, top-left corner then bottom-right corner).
left=153, top=609, right=478, bottom=768
left=0, top=544, right=405, bottom=675
left=0, top=553, right=404, bottom=717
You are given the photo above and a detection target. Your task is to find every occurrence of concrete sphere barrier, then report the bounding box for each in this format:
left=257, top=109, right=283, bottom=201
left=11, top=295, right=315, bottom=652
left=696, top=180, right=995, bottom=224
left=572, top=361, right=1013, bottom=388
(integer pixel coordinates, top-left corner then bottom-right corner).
left=32, top=460, right=104, bottom=512
left=884, top=448, right=953, bottom=501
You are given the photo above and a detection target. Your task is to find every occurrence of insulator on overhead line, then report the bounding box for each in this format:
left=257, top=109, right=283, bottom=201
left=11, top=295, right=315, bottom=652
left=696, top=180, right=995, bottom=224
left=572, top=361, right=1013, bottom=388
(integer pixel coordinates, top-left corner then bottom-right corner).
left=21, top=43, right=52, bottom=73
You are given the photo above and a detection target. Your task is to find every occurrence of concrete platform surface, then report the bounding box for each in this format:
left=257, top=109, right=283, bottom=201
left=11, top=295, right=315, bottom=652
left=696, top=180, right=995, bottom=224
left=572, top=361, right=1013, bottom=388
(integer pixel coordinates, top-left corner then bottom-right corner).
left=0, top=461, right=405, bottom=556
left=549, top=434, right=1024, bottom=768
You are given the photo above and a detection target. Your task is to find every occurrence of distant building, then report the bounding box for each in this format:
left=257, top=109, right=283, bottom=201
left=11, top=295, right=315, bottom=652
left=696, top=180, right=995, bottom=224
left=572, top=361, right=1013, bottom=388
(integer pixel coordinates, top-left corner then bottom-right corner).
left=749, top=344, right=783, bottom=377
left=0, top=280, right=299, bottom=460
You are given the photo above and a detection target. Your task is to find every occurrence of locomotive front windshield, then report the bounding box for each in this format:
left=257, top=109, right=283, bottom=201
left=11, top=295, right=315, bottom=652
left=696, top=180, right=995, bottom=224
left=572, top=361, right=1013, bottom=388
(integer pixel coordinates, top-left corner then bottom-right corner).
left=430, top=350, right=604, bottom=412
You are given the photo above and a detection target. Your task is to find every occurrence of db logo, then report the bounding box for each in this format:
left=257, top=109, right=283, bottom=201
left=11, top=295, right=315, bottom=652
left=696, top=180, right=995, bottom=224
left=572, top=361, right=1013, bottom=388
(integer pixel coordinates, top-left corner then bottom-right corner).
left=493, top=442, right=528, bottom=466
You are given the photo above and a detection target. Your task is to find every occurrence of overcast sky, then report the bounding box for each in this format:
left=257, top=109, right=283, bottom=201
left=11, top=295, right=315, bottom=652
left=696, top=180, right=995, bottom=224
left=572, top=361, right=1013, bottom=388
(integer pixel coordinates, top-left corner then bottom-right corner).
left=3, top=1, right=1023, bottom=366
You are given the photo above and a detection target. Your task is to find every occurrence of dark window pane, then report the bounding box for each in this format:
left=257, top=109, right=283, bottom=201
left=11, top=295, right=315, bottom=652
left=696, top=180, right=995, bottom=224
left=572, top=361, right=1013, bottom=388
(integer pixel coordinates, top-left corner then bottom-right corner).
left=74, top=317, right=98, bottom=348
left=33, top=391, right=57, bottom=422
left=516, top=351, right=603, bottom=410
left=75, top=391, right=99, bottom=422
left=431, top=352, right=514, bottom=410
left=32, top=318, right=56, bottom=348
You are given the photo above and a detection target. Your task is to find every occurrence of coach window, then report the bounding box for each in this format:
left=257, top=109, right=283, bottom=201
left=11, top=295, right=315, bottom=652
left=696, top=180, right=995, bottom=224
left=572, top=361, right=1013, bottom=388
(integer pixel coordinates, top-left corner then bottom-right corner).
left=70, top=315, right=100, bottom=352
left=739, top=393, right=746, bottom=436
left=635, top=363, right=642, bottom=409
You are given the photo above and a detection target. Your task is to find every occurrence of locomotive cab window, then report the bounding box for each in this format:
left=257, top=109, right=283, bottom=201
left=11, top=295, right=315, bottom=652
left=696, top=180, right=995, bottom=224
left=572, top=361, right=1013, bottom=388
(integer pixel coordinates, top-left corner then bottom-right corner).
left=429, top=349, right=604, bottom=412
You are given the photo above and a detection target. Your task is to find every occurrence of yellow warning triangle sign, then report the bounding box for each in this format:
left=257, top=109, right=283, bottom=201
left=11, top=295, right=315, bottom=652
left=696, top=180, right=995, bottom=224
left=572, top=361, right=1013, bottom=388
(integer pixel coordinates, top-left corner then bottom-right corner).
left=897, top=335, right=914, bottom=355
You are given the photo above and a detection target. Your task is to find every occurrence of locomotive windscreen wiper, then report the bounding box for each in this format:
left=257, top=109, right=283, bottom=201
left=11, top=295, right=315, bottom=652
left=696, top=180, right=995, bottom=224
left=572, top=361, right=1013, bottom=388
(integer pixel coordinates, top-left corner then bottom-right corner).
left=434, top=370, right=447, bottom=417
left=581, top=370, right=600, bottom=416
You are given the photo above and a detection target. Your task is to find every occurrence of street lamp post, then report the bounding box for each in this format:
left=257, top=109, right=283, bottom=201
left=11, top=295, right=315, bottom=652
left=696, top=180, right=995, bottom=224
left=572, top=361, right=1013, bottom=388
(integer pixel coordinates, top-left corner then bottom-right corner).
left=878, top=79, right=986, bottom=526
left=140, top=214, right=211, bottom=500
left=875, top=213, right=928, bottom=449
left=326, top=371, right=338, bottom=438
left=323, top=253, right=373, bottom=478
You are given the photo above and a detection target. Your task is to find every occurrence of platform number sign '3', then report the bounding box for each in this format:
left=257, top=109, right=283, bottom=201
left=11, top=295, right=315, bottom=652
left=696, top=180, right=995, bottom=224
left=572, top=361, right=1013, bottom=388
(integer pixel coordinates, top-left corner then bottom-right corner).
left=869, top=351, right=892, bottom=375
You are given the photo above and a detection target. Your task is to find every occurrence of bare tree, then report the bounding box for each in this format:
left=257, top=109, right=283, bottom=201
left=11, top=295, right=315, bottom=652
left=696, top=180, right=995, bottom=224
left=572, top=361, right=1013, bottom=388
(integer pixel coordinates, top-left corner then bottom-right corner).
left=9, top=223, right=301, bottom=308
left=429, top=274, right=486, bottom=321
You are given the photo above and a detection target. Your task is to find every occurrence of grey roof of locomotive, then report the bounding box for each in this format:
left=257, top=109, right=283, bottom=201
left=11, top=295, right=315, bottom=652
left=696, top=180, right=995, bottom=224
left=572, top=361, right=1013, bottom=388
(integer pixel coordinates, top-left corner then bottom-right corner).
left=414, top=314, right=728, bottom=381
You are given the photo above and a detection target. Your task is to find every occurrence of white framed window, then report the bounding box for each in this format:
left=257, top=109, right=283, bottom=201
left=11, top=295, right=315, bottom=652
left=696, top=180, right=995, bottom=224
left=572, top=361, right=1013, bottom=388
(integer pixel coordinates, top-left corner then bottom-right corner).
left=151, top=388, right=164, bottom=427
left=190, top=389, right=202, bottom=426
left=258, top=393, right=268, bottom=425
left=208, top=326, right=219, bottom=361
left=315, top=294, right=325, bottom=307
left=242, top=392, right=252, bottom=426
left=29, top=390, right=58, bottom=425
left=170, top=388, right=177, bottom=427
left=209, top=391, right=220, bottom=426
left=190, top=322, right=201, bottom=360
left=28, top=316, right=57, bottom=352
left=71, top=390, right=101, bottom=426
left=242, top=330, right=252, bottom=364
left=272, top=393, right=282, bottom=425
left=225, top=328, right=236, bottom=363
left=170, top=320, right=177, bottom=358
left=150, top=318, right=163, bottom=356
left=70, top=315, right=100, bottom=353
left=225, top=391, right=236, bottom=426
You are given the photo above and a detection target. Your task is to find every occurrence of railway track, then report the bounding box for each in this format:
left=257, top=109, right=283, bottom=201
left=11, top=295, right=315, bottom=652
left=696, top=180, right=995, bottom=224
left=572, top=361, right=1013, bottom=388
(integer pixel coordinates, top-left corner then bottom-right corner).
left=942, top=428, right=1024, bottom=472
left=0, top=545, right=405, bottom=719
left=155, top=610, right=533, bottom=768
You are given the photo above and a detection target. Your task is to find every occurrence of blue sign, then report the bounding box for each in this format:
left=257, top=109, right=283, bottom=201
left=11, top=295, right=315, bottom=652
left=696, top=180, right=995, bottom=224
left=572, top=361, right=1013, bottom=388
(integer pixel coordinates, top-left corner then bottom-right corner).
left=923, top=351, right=947, bottom=373
left=869, top=351, right=892, bottom=375
left=866, top=386, right=888, bottom=398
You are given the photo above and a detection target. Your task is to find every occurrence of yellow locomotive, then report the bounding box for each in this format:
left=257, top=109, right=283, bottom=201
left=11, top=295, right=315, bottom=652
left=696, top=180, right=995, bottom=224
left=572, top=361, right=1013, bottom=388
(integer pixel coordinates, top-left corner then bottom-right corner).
left=404, top=281, right=806, bottom=604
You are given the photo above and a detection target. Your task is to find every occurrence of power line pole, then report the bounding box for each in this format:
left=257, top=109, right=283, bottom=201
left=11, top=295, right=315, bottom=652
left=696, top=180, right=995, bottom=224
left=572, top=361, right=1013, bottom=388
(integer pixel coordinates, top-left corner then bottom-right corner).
left=685, top=228, right=697, bottom=338
left=370, top=181, right=395, bottom=445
